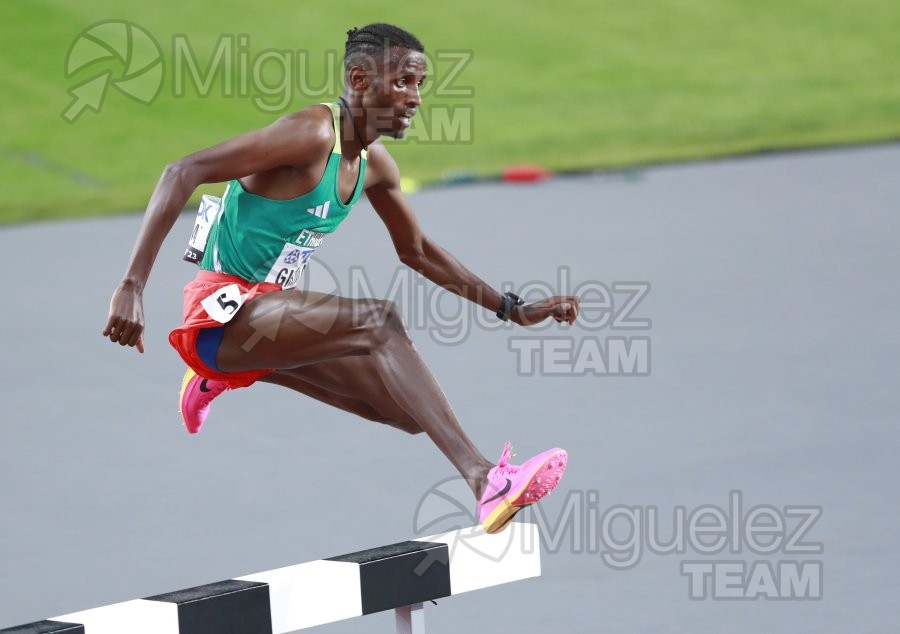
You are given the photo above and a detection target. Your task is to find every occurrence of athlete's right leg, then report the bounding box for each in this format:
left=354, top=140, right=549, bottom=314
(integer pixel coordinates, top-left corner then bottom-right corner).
left=215, top=290, right=495, bottom=498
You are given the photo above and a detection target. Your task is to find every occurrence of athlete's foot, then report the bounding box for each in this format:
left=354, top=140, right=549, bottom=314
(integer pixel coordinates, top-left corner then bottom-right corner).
left=179, top=368, right=229, bottom=434
left=476, top=442, right=568, bottom=534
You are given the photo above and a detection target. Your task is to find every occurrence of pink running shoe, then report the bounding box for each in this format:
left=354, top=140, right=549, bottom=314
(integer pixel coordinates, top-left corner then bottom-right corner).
left=179, top=368, right=229, bottom=434
left=477, top=442, right=568, bottom=534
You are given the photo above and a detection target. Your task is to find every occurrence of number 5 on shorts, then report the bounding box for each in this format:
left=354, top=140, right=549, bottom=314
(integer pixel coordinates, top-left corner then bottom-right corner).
left=200, top=284, right=248, bottom=324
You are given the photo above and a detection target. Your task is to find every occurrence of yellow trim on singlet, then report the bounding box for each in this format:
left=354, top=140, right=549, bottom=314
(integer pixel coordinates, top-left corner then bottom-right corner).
left=325, top=102, right=368, bottom=160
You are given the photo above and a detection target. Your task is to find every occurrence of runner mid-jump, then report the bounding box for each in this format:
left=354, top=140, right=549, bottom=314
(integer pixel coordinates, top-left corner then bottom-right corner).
left=103, top=23, right=579, bottom=533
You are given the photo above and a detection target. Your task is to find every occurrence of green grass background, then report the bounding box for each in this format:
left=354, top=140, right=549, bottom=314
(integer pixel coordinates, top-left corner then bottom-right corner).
left=1, top=0, right=899, bottom=224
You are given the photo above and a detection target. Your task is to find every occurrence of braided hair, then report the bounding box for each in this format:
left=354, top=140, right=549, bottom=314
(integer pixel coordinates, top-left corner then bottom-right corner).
left=344, top=23, right=424, bottom=73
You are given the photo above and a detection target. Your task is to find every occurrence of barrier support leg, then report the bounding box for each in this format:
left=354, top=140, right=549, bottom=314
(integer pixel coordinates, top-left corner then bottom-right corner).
left=394, top=602, right=425, bottom=634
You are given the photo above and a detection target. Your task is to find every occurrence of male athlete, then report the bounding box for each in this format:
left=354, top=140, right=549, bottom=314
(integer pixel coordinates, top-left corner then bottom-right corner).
left=103, top=24, right=579, bottom=533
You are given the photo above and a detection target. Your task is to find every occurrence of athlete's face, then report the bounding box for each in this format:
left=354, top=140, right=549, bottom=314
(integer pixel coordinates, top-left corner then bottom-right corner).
left=367, top=48, right=427, bottom=139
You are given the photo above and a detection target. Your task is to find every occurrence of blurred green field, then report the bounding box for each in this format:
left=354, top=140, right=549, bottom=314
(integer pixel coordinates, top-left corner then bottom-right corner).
left=2, top=0, right=900, bottom=224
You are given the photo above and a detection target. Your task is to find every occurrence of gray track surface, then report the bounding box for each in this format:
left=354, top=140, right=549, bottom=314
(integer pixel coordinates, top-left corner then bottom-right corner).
left=1, top=144, right=898, bottom=633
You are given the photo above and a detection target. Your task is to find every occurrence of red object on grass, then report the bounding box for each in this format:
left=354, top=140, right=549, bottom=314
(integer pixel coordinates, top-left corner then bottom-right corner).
left=502, top=165, right=551, bottom=183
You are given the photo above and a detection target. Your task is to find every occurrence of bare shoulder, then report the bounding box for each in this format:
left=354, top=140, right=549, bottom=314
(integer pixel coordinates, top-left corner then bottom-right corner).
left=364, top=140, right=401, bottom=191
left=270, top=104, right=335, bottom=163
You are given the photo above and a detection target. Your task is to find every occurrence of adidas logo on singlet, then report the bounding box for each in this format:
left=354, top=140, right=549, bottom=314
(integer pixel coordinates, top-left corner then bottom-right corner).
left=306, top=201, right=330, bottom=219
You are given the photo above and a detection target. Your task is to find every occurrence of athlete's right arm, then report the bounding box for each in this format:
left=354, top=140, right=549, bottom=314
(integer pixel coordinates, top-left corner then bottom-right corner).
left=103, top=110, right=332, bottom=352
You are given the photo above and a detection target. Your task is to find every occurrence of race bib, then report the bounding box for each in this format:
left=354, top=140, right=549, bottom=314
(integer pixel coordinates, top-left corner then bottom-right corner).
left=200, top=284, right=248, bottom=323
left=183, top=194, right=223, bottom=264
left=265, top=243, right=316, bottom=289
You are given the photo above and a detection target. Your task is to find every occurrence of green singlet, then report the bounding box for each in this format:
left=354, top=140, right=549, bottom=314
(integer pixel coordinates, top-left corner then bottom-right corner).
left=200, top=102, right=367, bottom=288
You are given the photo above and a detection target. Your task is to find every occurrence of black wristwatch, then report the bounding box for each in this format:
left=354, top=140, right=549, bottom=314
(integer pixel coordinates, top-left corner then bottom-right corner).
left=496, top=291, right=525, bottom=322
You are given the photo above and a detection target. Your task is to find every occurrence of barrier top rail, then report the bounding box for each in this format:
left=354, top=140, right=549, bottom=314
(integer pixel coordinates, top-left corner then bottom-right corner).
left=2, top=522, right=541, bottom=634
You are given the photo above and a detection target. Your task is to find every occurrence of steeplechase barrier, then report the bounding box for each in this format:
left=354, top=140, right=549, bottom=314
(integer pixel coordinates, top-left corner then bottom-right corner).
left=1, top=522, right=541, bottom=634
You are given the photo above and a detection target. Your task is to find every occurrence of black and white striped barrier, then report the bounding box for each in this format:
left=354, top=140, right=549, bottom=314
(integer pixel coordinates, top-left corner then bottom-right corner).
left=2, top=523, right=540, bottom=634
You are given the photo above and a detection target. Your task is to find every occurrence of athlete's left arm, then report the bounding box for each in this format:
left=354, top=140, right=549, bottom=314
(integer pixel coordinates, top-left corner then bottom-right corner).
left=364, top=142, right=579, bottom=326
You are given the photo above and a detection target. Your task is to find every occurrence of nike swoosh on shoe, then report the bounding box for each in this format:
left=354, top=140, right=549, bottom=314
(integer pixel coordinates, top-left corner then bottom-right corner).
left=481, top=478, right=512, bottom=504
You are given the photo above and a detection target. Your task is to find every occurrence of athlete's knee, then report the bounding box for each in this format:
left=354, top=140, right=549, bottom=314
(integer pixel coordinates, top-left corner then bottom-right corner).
left=372, top=298, right=404, bottom=329
left=360, top=299, right=407, bottom=342
left=380, top=300, right=406, bottom=333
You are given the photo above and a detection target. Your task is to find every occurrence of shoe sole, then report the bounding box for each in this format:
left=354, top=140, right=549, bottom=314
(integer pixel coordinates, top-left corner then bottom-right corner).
left=482, top=450, right=568, bottom=534
left=179, top=368, right=200, bottom=434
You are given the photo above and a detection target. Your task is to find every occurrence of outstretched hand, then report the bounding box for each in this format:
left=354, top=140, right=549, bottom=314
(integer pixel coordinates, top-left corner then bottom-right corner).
left=103, top=284, right=145, bottom=353
left=510, top=296, right=580, bottom=326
